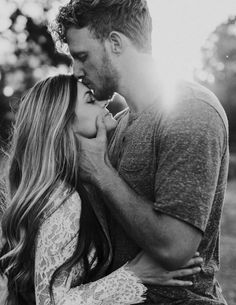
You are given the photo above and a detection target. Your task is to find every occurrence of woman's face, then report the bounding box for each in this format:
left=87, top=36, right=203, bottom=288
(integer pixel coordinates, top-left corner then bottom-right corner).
left=73, top=82, right=117, bottom=138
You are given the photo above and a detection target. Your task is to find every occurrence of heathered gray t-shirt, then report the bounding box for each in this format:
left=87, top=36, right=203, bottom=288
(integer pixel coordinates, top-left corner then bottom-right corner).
left=107, top=81, right=229, bottom=304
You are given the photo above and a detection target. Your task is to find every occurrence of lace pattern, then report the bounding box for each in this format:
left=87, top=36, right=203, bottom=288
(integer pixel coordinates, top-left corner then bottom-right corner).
left=35, top=185, right=147, bottom=304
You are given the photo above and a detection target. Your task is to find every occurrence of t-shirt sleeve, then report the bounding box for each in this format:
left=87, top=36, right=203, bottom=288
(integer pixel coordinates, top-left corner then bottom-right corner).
left=153, top=98, right=227, bottom=232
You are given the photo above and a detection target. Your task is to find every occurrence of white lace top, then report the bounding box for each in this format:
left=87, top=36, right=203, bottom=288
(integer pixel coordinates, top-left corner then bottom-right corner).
left=34, top=186, right=147, bottom=305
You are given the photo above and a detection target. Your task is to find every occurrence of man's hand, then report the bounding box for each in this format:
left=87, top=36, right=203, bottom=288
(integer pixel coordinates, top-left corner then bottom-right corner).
left=75, top=114, right=111, bottom=184
left=75, top=116, right=202, bottom=270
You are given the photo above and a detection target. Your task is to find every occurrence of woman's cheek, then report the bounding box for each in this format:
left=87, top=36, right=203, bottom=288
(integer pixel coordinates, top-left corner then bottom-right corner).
left=73, top=120, right=97, bottom=138
left=104, top=116, right=117, bottom=132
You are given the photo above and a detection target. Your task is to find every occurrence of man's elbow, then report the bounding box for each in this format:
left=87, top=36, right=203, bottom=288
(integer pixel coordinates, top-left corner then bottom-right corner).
left=149, top=241, right=201, bottom=270
left=142, top=214, right=202, bottom=269
left=158, top=248, right=192, bottom=270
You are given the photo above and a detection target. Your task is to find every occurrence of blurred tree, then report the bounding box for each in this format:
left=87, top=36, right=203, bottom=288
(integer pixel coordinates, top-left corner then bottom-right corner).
left=0, top=0, right=71, bottom=149
left=195, top=16, right=236, bottom=152
left=0, top=0, right=126, bottom=151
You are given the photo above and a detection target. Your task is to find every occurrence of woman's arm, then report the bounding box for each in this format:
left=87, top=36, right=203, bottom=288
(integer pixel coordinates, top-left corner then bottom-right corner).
left=34, top=190, right=147, bottom=305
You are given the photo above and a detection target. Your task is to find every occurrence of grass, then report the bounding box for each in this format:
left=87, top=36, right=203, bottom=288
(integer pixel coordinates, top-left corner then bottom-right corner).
left=217, top=179, right=236, bottom=305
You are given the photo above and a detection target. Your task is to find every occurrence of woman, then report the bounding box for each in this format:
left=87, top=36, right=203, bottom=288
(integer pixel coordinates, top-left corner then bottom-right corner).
left=0, top=75, right=201, bottom=305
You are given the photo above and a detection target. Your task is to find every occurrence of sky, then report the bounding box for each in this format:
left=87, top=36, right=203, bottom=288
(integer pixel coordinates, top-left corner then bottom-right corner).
left=147, top=0, right=236, bottom=80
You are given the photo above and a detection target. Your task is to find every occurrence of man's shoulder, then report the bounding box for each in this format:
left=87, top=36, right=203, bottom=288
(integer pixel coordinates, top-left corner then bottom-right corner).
left=174, top=80, right=228, bottom=131
left=176, top=80, right=223, bottom=111
left=158, top=80, right=229, bottom=144
left=176, top=80, right=218, bottom=104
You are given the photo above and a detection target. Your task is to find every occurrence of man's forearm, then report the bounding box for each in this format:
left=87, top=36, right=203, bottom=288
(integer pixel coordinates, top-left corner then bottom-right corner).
left=93, top=164, right=201, bottom=270
left=96, top=166, right=163, bottom=255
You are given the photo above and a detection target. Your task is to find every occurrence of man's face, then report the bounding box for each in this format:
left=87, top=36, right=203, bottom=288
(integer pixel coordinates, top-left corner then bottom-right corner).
left=66, top=27, right=119, bottom=100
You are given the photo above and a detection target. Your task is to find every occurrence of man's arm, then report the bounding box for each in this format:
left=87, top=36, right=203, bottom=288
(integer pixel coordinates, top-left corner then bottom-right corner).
left=76, top=115, right=202, bottom=270
left=95, top=163, right=202, bottom=270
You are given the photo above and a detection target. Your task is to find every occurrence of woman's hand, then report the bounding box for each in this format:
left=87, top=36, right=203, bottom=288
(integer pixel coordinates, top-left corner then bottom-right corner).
left=127, top=251, right=202, bottom=286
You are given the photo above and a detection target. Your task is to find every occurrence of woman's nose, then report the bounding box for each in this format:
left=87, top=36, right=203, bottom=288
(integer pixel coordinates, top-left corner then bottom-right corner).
left=96, top=100, right=110, bottom=108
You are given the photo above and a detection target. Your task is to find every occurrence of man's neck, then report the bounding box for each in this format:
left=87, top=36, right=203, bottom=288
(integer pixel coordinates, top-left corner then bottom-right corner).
left=119, top=56, right=162, bottom=113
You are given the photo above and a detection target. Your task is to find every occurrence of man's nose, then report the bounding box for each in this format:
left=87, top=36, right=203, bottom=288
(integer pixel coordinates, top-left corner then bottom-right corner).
left=73, top=61, right=85, bottom=79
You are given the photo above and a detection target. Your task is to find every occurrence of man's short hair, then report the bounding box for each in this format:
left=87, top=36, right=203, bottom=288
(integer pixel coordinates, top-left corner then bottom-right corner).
left=54, top=0, right=152, bottom=53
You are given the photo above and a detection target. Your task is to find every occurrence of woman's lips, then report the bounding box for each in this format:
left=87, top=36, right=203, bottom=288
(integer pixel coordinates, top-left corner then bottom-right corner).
left=104, top=111, right=112, bottom=117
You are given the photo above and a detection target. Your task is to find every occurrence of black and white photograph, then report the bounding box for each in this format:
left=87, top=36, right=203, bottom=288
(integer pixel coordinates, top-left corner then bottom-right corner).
left=0, top=0, right=235, bottom=304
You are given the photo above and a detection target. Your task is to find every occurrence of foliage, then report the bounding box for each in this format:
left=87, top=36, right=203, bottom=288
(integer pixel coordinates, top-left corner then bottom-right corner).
left=0, top=0, right=71, bottom=148
left=195, top=16, right=236, bottom=151
left=217, top=176, right=236, bottom=304
left=0, top=0, right=127, bottom=148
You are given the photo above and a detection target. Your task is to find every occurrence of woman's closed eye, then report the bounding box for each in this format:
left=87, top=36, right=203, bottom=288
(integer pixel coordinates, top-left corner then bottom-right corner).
left=86, top=91, right=96, bottom=103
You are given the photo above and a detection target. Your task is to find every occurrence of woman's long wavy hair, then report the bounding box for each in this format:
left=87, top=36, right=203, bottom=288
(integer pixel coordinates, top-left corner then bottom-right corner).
left=0, top=74, right=110, bottom=305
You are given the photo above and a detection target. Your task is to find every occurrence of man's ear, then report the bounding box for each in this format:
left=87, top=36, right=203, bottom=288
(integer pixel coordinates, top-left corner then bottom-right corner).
left=108, top=31, right=123, bottom=54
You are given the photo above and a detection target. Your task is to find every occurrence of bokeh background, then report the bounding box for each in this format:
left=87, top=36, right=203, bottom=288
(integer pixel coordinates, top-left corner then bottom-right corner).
left=0, top=0, right=235, bottom=304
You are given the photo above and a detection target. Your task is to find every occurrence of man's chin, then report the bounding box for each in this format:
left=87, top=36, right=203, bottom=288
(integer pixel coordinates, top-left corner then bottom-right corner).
left=82, top=81, right=114, bottom=100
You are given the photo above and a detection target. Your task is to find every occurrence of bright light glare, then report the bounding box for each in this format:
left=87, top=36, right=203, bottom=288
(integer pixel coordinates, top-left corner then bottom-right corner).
left=3, top=86, right=14, bottom=97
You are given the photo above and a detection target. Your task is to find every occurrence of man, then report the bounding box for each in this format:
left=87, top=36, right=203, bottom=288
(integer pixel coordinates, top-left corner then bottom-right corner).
left=54, top=0, right=229, bottom=304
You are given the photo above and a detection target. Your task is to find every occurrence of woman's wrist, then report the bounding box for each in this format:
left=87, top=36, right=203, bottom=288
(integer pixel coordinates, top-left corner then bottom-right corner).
left=124, top=261, right=143, bottom=283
